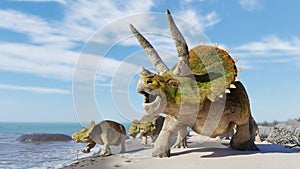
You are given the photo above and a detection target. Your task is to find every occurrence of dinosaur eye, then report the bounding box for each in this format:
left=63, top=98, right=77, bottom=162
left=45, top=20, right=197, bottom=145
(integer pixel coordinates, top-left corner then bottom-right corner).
left=168, top=80, right=179, bottom=88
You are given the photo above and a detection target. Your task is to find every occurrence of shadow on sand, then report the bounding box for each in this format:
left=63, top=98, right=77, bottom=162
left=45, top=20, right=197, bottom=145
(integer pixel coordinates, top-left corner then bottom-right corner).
left=171, top=142, right=300, bottom=158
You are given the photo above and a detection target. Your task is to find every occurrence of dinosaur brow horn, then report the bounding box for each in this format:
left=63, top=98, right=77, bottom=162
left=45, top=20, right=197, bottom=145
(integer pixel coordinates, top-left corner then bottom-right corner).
left=129, top=24, right=169, bottom=74
left=166, top=9, right=192, bottom=76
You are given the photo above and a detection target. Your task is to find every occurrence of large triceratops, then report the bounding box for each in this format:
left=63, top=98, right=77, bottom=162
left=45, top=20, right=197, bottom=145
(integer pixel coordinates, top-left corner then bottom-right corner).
left=130, top=10, right=259, bottom=157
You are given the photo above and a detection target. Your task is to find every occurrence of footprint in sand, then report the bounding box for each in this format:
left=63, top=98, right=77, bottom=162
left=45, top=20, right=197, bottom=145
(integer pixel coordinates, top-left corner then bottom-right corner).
left=114, top=159, right=132, bottom=167
left=114, top=164, right=122, bottom=167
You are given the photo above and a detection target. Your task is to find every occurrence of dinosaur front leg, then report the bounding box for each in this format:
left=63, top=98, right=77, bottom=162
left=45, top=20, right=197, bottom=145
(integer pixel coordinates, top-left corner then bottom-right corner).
left=152, top=115, right=183, bottom=157
left=100, top=143, right=112, bottom=156
left=149, top=136, right=154, bottom=145
left=81, top=141, right=96, bottom=153
left=141, top=136, right=147, bottom=145
left=152, top=130, right=172, bottom=157
left=172, top=126, right=188, bottom=148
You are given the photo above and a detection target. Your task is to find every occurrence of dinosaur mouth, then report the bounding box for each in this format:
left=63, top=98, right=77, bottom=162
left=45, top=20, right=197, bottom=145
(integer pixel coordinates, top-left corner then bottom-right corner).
left=72, top=136, right=90, bottom=143
left=138, top=90, right=164, bottom=114
left=139, top=91, right=158, bottom=104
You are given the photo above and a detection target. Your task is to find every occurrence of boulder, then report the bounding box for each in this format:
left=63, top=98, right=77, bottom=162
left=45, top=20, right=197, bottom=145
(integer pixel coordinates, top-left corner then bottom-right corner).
left=258, top=126, right=273, bottom=140
left=267, top=120, right=300, bottom=146
left=17, top=133, right=72, bottom=143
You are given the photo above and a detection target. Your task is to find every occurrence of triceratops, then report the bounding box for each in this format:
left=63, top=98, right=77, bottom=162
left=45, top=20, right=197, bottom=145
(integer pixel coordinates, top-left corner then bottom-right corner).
left=128, top=115, right=165, bottom=145
left=130, top=10, right=259, bottom=157
left=72, top=120, right=129, bottom=156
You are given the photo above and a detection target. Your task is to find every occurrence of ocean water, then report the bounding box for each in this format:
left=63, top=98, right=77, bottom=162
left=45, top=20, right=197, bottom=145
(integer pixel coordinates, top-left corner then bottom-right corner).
left=0, top=122, right=131, bottom=169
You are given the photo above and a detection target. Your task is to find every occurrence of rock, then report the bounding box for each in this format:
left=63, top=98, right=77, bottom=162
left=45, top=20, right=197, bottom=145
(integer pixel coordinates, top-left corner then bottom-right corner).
left=258, top=126, right=273, bottom=140
left=17, top=133, right=72, bottom=143
left=267, top=120, right=300, bottom=146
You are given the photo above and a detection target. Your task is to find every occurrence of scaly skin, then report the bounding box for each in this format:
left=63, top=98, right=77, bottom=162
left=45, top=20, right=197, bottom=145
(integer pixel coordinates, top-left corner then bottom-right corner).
left=131, top=10, right=259, bottom=158
left=72, top=120, right=129, bottom=156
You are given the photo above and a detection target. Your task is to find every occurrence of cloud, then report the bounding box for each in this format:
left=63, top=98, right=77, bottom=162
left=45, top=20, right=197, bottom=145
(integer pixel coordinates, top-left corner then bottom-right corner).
left=10, top=0, right=66, bottom=4
left=230, top=35, right=300, bottom=68
left=238, top=0, right=263, bottom=11
left=0, top=42, right=76, bottom=81
left=176, top=9, right=220, bottom=31
left=183, top=0, right=204, bottom=3
left=0, top=0, right=221, bottom=85
left=0, top=84, right=70, bottom=94
left=0, top=10, right=74, bottom=48
left=0, top=0, right=156, bottom=83
left=232, top=35, right=300, bottom=57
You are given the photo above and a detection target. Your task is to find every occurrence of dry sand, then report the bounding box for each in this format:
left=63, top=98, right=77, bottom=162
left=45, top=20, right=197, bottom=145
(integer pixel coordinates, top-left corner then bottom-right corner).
left=60, top=133, right=300, bottom=169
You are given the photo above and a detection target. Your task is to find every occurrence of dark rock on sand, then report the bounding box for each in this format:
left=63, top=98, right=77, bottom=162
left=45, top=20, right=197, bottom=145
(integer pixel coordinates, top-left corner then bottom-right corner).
left=17, top=133, right=72, bottom=143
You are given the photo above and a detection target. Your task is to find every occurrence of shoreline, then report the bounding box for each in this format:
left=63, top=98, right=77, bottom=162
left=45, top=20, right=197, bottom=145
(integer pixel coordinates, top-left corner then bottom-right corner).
left=60, top=134, right=300, bottom=169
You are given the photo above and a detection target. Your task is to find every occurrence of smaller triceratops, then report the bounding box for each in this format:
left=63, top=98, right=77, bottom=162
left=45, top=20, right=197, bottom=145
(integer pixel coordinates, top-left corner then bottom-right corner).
left=72, top=120, right=129, bottom=156
left=128, top=115, right=165, bottom=145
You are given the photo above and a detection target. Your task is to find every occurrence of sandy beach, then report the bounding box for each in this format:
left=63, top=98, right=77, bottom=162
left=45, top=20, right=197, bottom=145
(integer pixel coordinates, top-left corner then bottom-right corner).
left=60, top=133, right=300, bottom=169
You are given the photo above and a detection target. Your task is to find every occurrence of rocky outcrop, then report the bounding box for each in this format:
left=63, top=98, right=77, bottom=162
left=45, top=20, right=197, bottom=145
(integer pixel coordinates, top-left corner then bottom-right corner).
left=258, top=126, right=273, bottom=140
left=17, top=133, right=71, bottom=143
left=267, top=120, right=300, bottom=146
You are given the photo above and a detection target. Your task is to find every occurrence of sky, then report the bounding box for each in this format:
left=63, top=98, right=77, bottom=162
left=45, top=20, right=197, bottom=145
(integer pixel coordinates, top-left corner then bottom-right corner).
left=0, top=0, right=299, bottom=124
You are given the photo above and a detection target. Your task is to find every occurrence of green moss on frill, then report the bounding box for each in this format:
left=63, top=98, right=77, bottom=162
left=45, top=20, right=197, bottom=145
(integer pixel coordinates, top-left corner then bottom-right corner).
left=189, top=45, right=237, bottom=101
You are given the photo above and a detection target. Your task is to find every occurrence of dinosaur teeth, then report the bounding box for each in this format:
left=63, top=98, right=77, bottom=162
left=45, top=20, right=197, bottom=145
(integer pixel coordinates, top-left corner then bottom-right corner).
left=230, top=84, right=236, bottom=88
left=237, top=67, right=243, bottom=72
left=225, top=89, right=230, bottom=93
left=233, top=58, right=238, bottom=63
left=235, top=76, right=241, bottom=82
left=219, top=95, right=223, bottom=98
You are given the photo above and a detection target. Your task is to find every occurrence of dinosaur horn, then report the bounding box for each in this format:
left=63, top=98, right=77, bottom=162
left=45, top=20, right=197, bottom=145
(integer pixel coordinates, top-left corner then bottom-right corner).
left=139, top=67, right=155, bottom=76
left=129, top=24, right=169, bottom=74
left=166, top=9, right=192, bottom=76
left=87, top=120, right=95, bottom=133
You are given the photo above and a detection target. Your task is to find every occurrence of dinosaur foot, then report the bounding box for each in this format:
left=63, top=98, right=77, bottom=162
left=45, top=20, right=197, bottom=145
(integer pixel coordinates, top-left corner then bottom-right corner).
left=152, top=149, right=170, bottom=158
left=230, top=139, right=259, bottom=151
left=100, top=149, right=112, bottom=157
left=172, top=142, right=187, bottom=148
left=81, top=147, right=91, bottom=153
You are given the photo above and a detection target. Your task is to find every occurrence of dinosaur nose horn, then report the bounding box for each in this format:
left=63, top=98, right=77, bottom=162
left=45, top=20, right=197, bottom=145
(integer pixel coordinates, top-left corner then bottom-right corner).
left=129, top=24, right=169, bottom=75
left=166, top=9, right=192, bottom=76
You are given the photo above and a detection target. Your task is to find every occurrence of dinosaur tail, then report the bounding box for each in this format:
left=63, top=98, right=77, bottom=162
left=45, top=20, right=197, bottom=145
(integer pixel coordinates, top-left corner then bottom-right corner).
left=120, top=124, right=130, bottom=140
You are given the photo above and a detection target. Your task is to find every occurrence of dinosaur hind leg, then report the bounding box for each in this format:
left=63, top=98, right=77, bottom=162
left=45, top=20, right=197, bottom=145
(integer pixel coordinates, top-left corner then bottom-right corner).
left=120, top=139, right=126, bottom=153
left=230, top=120, right=259, bottom=151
